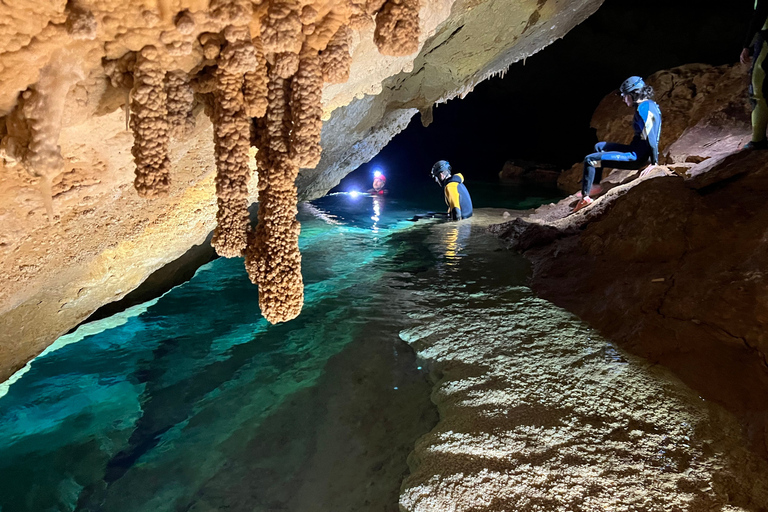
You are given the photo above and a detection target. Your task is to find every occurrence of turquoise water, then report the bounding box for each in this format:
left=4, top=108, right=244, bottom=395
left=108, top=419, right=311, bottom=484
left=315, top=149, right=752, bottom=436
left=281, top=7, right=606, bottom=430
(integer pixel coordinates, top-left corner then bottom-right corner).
left=0, top=187, right=558, bottom=512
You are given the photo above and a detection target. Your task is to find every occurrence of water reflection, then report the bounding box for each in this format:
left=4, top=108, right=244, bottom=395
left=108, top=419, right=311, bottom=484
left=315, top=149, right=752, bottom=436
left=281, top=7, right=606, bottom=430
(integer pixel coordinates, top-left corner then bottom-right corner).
left=439, top=222, right=471, bottom=270
left=371, top=195, right=384, bottom=233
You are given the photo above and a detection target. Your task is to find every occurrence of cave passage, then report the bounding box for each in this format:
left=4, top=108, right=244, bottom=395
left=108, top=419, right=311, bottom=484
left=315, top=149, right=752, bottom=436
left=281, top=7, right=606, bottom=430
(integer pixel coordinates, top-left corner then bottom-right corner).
left=1, top=185, right=767, bottom=511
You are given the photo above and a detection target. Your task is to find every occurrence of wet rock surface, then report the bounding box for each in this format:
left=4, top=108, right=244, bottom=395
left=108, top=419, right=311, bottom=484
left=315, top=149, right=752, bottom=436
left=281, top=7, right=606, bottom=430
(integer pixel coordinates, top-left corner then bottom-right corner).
left=399, top=214, right=768, bottom=512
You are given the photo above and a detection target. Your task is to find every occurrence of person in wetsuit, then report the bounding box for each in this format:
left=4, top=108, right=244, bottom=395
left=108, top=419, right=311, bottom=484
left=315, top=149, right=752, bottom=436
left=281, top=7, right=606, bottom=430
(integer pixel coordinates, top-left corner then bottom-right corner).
left=741, top=0, right=768, bottom=149
left=431, top=160, right=473, bottom=220
left=573, top=76, right=662, bottom=213
left=367, top=171, right=388, bottom=195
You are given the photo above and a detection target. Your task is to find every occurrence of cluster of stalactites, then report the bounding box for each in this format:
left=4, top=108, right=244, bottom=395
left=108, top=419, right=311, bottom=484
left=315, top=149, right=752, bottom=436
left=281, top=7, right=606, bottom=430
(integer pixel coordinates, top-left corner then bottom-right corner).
left=112, top=0, right=424, bottom=322
left=130, top=45, right=171, bottom=197
left=210, top=26, right=259, bottom=258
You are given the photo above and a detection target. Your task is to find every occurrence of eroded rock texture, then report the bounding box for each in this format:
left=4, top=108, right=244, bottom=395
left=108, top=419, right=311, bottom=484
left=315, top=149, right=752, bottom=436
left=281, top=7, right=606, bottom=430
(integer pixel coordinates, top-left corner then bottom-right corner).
left=0, top=0, right=605, bottom=382
left=490, top=63, right=768, bottom=458
left=399, top=222, right=768, bottom=510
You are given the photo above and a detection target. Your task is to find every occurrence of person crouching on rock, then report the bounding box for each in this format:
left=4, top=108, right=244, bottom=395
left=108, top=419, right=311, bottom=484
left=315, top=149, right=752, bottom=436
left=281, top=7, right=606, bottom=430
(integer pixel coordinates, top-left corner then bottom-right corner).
left=573, top=76, right=662, bottom=213
left=431, top=160, right=473, bottom=220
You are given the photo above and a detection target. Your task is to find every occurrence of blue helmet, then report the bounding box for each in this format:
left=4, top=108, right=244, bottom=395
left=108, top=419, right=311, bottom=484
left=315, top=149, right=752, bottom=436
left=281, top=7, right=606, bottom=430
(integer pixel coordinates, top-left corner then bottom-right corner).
left=619, top=76, right=645, bottom=95
left=431, top=160, right=452, bottom=178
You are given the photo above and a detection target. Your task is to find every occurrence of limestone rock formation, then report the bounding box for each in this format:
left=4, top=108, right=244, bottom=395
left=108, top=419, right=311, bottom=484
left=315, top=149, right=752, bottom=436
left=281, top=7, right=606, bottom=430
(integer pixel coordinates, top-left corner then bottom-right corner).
left=0, top=0, right=605, bottom=382
left=490, top=63, right=768, bottom=456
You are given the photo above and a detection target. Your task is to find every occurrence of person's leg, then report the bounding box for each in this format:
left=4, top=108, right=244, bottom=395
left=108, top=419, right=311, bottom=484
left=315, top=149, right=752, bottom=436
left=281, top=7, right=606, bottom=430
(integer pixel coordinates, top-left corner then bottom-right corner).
left=753, top=40, right=768, bottom=144
left=582, top=152, right=601, bottom=197
left=597, top=142, right=633, bottom=153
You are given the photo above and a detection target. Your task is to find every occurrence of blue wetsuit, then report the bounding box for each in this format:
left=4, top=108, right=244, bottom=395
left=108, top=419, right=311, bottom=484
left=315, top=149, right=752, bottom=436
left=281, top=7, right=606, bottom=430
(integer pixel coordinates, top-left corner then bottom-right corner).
left=443, top=173, right=473, bottom=220
left=582, top=99, right=662, bottom=197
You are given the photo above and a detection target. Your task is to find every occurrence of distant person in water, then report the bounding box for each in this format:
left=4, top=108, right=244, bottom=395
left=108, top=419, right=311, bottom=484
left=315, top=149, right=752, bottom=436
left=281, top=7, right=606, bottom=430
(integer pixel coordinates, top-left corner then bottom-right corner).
left=431, top=160, right=473, bottom=220
left=367, top=171, right=389, bottom=195
left=573, top=76, right=662, bottom=213
left=741, top=0, right=768, bottom=149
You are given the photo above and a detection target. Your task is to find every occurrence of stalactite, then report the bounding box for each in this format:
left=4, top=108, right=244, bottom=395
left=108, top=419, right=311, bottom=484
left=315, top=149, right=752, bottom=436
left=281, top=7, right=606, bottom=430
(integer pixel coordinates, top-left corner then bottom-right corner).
left=374, top=0, right=420, bottom=56
left=130, top=45, right=171, bottom=197
left=349, top=0, right=372, bottom=30
left=210, top=26, right=258, bottom=258
left=261, top=0, right=303, bottom=54
left=290, top=49, right=323, bottom=168
left=166, top=70, right=196, bottom=138
left=273, top=51, right=300, bottom=79
left=321, top=25, right=351, bottom=84
left=265, top=72, right=292, bottom=154
left=245, top=66, right=304, bottom=324
left=243, top=36, right=269, bottom=118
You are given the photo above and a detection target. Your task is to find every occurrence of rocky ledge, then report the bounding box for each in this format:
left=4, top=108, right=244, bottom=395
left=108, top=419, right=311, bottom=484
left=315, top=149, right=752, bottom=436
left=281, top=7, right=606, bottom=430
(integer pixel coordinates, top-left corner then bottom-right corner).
left=489, top=62, right=768, bottom=456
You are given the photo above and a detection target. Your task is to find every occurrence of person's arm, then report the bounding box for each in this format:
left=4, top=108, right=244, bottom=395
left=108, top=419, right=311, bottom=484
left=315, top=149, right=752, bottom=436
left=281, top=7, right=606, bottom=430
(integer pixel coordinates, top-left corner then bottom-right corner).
left=444, top=182, right=462, bottom=220
left=744, top=0, right=768, bottom=61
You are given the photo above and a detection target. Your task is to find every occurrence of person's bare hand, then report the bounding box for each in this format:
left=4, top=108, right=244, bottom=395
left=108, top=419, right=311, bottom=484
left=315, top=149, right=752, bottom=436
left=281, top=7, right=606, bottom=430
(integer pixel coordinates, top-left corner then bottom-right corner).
left=741, top=48, right=752, bottom=65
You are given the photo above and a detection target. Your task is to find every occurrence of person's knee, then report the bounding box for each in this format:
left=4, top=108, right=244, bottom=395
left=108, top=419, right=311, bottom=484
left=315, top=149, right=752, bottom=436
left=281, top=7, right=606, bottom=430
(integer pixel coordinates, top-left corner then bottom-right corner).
left=584, top=154, right=600, bottom=168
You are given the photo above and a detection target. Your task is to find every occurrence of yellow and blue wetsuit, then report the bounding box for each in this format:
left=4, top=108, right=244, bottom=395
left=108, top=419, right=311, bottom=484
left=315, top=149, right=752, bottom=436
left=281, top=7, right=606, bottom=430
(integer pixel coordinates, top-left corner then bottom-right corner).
left=746, top=0, right=768, bottom=143
left=581, top=99, right=662, bottom=197
left=443, top=173, right=473, bottom=220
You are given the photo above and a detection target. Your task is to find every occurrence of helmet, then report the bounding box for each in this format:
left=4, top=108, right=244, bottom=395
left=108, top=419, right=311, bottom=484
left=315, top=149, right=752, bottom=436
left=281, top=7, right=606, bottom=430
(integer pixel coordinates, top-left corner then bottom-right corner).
left=619, top=76, right=645, bottom=95
left=431, top=160, right=451, bottom=178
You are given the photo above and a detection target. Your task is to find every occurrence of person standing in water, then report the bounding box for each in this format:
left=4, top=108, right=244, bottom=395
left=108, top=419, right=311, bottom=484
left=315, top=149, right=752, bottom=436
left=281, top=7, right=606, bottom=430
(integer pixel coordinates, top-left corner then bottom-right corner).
left=741, top=0, right=768, bottom=149
left=431, top=160, right=473, bottom=220
left=367, top=170, right=389, bottom=195
left=573, top=76, right=662, bottom=213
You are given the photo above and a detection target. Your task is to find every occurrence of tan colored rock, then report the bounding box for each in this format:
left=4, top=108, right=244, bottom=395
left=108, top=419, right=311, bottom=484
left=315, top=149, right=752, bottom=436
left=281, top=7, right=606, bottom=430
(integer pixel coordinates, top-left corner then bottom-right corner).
left=210, top=28, right=257, bottom=258
left=320, top=25, right=351, bottom=83
left=130, top=45, right=171, bottom=197
left=290, top=49, right=323, bottom=168
left=374, top=0, right=419, bottom=56
left=166, top=70, right=196, bottom=138
left=242, top=36, right=269, bottom=117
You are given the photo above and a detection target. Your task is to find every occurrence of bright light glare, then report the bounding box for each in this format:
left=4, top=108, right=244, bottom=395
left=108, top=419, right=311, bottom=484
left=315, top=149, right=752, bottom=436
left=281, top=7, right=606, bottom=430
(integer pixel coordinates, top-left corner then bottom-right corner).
left=374, top=170, right=382, bottom=178
left=349, top=190, right=360, bottom=198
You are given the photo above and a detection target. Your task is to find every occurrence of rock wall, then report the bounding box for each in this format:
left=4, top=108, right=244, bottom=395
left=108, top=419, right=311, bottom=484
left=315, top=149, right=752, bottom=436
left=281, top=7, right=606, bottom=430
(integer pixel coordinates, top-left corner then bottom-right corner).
left=491, top=63, right=768, bottom=455
left=0, top=0, right=604, bottom=382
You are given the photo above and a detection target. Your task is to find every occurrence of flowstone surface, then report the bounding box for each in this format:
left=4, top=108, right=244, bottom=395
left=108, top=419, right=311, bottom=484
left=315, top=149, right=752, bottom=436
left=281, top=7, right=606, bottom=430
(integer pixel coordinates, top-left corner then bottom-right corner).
left=398, top=216, right=768, bottom=512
